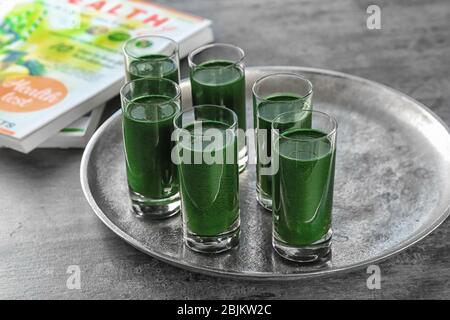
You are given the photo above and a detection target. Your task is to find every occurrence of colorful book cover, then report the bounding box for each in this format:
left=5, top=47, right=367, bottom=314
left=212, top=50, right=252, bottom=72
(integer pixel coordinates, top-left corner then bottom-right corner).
left=0, top=0, right=211, bottom=141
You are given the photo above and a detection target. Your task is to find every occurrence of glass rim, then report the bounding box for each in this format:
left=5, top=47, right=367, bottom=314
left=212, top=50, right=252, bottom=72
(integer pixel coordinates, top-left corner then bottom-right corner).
left=252, top=72, right=313, bottom=102
left=120, top=78, right=181, bottom=107
left=173, top=104, right=239, bottom=132
left=272, top=110, right=338, bottom=142
left=122, top=35, right=179, bottom=61
left=188, top=43, right=245, bottom=69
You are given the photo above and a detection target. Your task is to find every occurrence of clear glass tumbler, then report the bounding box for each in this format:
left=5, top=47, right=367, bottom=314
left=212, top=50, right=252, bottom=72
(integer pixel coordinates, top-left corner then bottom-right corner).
left=252, top=73, right=313, bottom=211
left=188, top=43, right=247, bottom=172
left=120, top=78, right=181, bottom=218
left=272, top=110, right=337, bottom=263
left=173, top=105, right=240, bottom=253
left=123, top=35, right=179, bottom=83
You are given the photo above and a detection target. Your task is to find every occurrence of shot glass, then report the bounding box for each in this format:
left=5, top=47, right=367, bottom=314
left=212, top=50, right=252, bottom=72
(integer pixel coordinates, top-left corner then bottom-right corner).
left=272, top=110, right=337, bottom=263
left=123, top=35, right=179, bottom=83
left=173, top=105, right=240, bottom=253
left=252, top=73, right=313, bottom=211
left=188, top=43, right=247, bottom=172
left=120, top=78, right=181, bottom=218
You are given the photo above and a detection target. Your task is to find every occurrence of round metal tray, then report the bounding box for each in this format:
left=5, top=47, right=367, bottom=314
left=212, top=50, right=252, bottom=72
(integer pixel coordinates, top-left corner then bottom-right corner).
left=80, top=66, right=450, bottom=280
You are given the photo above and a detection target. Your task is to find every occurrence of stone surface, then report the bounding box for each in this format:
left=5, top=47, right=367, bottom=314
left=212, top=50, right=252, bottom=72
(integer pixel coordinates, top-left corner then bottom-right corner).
left=1, top=0, right=449, bottom=299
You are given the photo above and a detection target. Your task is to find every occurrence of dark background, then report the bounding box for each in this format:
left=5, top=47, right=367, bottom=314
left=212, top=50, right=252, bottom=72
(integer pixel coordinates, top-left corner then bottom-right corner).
left=1, top=0, right=449, bottom=299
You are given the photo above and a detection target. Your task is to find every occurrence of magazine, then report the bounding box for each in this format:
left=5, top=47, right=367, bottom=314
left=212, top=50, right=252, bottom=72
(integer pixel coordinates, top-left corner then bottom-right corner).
left=0, top=0, right=213, bottom=153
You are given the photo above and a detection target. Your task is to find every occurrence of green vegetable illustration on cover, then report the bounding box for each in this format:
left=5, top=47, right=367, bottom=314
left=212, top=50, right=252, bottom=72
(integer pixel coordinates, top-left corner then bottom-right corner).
left=0, top=1, right=131, bottom=81
left=0, top=2, right=46, bottom=78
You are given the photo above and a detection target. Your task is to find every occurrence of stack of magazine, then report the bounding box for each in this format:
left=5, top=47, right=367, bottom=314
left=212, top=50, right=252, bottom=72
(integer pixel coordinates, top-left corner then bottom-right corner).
left=0, top=0, right=213, bottom=153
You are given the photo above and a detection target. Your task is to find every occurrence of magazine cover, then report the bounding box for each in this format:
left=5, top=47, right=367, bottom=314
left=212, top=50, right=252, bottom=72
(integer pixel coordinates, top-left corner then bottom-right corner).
left=0, top=0, right=211, bottom=146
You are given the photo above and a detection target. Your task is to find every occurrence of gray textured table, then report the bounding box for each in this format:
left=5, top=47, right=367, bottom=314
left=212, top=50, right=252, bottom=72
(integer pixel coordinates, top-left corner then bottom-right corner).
left=1, top=0, right=449, bottom=299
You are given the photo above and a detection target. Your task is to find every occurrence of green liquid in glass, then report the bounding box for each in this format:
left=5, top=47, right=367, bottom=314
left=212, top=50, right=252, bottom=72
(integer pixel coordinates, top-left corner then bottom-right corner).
left=190, top=60, right=246, bottom=131
left=126, top=54, right=179, bottom=83
left=179, top=121, right=239, bottom=236
left=273, top=129, right=335, bottom=246
left=123, top=95, right=179, bottom=199
left=255, top=93, right=310, bottom=199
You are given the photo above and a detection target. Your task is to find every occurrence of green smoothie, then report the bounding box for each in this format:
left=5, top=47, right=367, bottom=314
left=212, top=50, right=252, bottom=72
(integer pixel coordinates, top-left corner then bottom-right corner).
left=126, top=54, right=179, bottom=83
left=123, top=95, right=179, bottom=200
left=190, top=60, right=246, bottom=131
left=273, top=129, right=335, bottom=246
left=178, top=121, right=239, bottom=236
left=255, top=93, right=310, bottom=200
